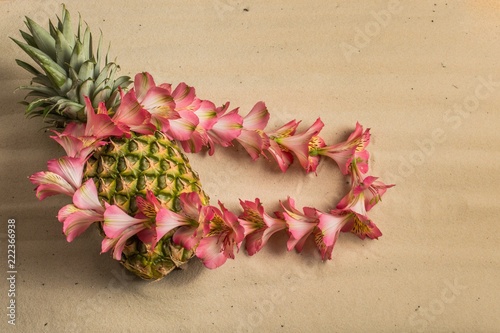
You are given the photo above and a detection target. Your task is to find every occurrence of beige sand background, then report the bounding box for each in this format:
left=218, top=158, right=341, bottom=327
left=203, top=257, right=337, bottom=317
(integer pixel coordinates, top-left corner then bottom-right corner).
left=1, top=0, right=499, bottom=332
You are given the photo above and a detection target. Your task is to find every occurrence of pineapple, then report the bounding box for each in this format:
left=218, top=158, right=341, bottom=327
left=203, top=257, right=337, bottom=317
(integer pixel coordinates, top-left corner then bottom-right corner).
left=84, top=132, right=209, bottom=279
left=14, top=7, right=209, bottom=280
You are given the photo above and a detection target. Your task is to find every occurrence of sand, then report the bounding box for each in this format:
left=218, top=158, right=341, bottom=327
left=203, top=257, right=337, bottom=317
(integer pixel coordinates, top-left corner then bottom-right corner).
left=0, top=1, right=499, bottom=332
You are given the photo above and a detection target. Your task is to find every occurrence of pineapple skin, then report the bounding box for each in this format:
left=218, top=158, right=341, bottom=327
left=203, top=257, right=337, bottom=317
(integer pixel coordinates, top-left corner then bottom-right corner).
left=84, top=132, right=209, bottom=280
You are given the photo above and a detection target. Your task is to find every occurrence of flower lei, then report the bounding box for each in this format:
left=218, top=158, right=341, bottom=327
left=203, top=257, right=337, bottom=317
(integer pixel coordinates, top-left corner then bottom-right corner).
left=30, top=72, right=393, bottom=269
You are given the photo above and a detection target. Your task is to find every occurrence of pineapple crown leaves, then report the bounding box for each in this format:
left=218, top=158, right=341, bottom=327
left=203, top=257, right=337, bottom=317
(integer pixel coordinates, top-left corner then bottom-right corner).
left=11, top=5, right=132, bottom=128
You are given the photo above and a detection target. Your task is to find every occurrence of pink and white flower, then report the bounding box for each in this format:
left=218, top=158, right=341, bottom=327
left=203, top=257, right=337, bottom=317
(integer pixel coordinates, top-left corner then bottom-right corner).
left=238, top=198, right=287, bottom=256
left=340, top=213, right=382, bottom=240
left=207, top=107, right=243, bottom=151
left=316, top=122, right=370, bottom=175
left=112, top=88, right=156, bottom=135
left=273, top=118, right=324, bottom=171
left=338, top=176, right=394, bottom=212
left=101, top=191, right=167, bottom=259
left=156, top=192, right=213, bottom=250
left=179, top=100, right=218, bottom=153
left=281, top=197, right=319, bottom=252
left=236, top=102, right=270, bottom=160
left=195, top=202, right=244, bottom=269
left=29, top=156, right=86, bottom=200
left=314, top=210, right=352, bottom=260
left=265, top=120, right=300, bottom=172
left=58, top=179, right=104, bottom=242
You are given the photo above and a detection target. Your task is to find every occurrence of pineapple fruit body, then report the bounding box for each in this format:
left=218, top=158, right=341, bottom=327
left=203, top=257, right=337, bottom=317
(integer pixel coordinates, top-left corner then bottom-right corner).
left=84, top=132, right=209, bottom=279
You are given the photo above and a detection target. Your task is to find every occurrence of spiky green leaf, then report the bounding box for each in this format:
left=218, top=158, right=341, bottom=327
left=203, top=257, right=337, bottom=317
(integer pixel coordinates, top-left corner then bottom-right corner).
left=19, top=85, right=57, bottom=96
left=93, top=86, right=111, bottom=104
left=69, top=40, right=85, bottom=73
left=55, top=30, right=73, bottom=69
left=61, top=6, right=75, bottom=46
left=15, top=59, right=41, bottom=75
left=11, top=38, right=67, bottom=88
left=19, top=30, right=36, bottom=47
left=78, top=79, right=95, bottom=105
left=25, top=17, right=57, bottom=59
left=113, top=75, right=132, bottom=90
left=82, top=26, right=92, bottom=60
left=78, top=60, right=95, bottom=81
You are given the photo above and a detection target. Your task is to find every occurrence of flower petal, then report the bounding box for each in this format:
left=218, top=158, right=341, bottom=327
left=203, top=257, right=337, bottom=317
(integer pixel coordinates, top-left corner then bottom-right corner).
left=195, top=100, right=218, bottom=130
left=112, top=90, right=151, bottom=129
left=155, top=208, right=191, bottom=241
left=341, top=214, right=382, bottom=240
left=219, top=202, right=244, bottom=244
left=209, top=109, right=243, bottom=147
left=58, top=204, right=80, bottom=223
left=50, top=132, right=83, bottom=157
left=46, top=156, right=85, bottom=189
left=84, top=97, right=124, bottom=138
left=179, top=192, right=204, bottom=219
left=265, top=140, right=293, bottom=172
left=103, top=205, right=148, bottom=238
left=172, top=82, right=197, bottom=110
left=317, top=211, right=349, bottom=247
left=134, top=72, right=156, bottom=101
left=261, top=214, right=287, bottom=245
left=73, top=179, right=103, bottom=212
left=244, top=229, right=265, bottom=256
left=141, top=87, right=176, bottom=117
left=109, top=224, right=146, bottom=260
left=242, top=101, right=269, bottom=131
left=236, top=129, right=266, bottom=160
left=195, top=236, right=227, bottom=269
left=29, top=171, right=76, bottom=199
left=173, top=226, right=200, bottom=250
left=63, top=209, right=103, bottom=242
left=167, top=111, right=199, bottom=141
left=276, top=118, right=324, bottom=170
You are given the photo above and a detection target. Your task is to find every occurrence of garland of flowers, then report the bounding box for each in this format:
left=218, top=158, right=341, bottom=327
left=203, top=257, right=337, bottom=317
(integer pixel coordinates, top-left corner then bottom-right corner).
left=30, top=72, right=393, bottom=269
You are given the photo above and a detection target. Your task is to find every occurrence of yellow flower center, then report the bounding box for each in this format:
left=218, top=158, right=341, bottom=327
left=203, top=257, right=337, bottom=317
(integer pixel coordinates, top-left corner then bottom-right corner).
left=351, top=215, right=370, bottom=235
left=206, top=215, right=229, bottom=236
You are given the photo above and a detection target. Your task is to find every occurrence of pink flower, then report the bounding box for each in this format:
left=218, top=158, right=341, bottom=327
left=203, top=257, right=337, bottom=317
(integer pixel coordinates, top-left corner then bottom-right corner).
left=264, top=120, right=300, bottom=172
left=50, top=98, right=126, bottom=161
left=207, top=107, right=243, bottom=152
left=29, top=156, right=86, bottom=199
left=316, top=122, right=370, bottom=175
left=84, top=97, right=124, bottom=139
left=179, top=100, right=218, bottom=153
left=236, top=102, right=270, bottom=160
left=112, top=88, right=156, bottom=135
left=338, top=176, right=394, bottom=212
left=156, top=192, right=213, bottom=250
left=265, top=119, right=324, bottom=172
left=314, top=210, right=352, bottom=260
left=195, top=202, right=244, bottom=269
left=340, top=213, right=382, bottom=240
left=167, top=110, right=200, bottom=141
left=273, top=118, right=324, bottom=171
left=50, top=123, right=106, bottom=158
left=307, top=135, right=326, bottom=173
left=266, top=140, right=294, bottom=172
left=101, top=204, right=152, bottom=260
left=281, top=197, right=319, bottom=252
left=58, top=179, right=104, bottom=242
left=171, top=82, right=201, bottom=112
left=101, top=224, right=147, bottom=261
left=238, top=198, right=287, bottom=256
